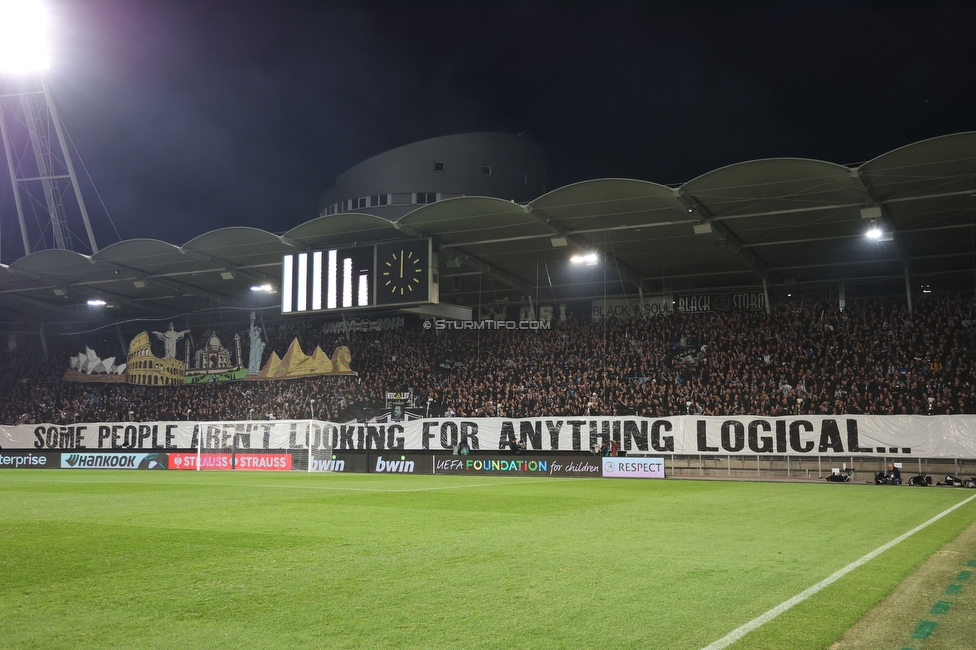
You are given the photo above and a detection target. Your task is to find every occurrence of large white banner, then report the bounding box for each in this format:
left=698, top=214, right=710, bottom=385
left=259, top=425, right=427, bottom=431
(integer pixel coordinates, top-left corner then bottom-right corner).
left=4, top=416, right=976, bottom=458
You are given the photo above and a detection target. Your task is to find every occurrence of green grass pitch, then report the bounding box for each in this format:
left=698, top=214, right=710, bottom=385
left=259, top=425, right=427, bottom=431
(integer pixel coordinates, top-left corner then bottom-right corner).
left=1, top=471, right=974, bottom=649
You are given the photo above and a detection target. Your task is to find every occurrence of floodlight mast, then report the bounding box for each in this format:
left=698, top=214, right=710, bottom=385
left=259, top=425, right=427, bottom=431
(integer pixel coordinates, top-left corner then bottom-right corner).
left=0, top=0, right=99, bottom=259
left=0, top=98, right=30, bottom=254
left=43, top=80, right=98, bottom=253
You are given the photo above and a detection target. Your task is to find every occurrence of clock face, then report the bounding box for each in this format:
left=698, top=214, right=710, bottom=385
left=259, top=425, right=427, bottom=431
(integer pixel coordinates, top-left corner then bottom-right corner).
left=379, top=244, right=427, bottom=302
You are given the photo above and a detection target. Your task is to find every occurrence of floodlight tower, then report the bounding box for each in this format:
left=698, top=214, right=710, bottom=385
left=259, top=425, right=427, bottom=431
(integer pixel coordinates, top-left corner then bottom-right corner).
left=0, top=0, right=98, bottom=258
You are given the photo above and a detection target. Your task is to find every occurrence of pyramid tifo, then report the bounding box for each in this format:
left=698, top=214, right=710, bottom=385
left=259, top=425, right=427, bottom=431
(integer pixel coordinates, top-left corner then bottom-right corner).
left=277, top=339, right=333, bottom=377
left=255, top=340, right=354, bottom=378
left=256, top=339, right=332, bottom=378
left=258, top=351, right=283, bottom=378
left=310, top=346, right=334, bottom=373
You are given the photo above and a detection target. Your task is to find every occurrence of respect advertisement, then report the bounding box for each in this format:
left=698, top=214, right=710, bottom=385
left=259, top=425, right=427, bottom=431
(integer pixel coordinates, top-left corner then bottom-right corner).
left=6, top=415, right=976, bottom=458
left=601, top=457, right=665, bottom=478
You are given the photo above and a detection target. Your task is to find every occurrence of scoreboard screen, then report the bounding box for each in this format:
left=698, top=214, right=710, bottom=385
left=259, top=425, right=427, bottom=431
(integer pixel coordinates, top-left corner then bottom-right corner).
left=281, top=239, right=437, bottom=314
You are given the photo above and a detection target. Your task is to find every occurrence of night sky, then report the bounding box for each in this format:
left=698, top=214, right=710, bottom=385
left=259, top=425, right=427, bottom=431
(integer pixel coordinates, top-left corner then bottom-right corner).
left=1, top=0, right=974, bottom=257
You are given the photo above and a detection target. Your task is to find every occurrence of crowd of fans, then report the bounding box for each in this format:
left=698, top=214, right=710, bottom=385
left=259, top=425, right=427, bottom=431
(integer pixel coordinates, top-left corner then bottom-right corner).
left=2, top=296, right=975, bottom=425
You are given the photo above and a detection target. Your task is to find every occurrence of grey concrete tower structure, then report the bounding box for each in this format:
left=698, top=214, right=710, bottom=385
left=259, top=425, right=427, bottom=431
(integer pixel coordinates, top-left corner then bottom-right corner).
left=319, top=132, right=547, bottom=220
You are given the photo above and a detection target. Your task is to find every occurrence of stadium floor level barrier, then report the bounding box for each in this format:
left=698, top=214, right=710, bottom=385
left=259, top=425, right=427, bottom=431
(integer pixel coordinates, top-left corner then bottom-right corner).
left=663, top=454, right=975, bottom=482
left=6, top=448, right=975, bottom=482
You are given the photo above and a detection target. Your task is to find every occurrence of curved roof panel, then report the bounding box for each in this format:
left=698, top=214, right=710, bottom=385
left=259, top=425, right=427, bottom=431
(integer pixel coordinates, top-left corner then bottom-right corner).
left=92, top=239, right=200, bottom=278
left=5, top=250, right=119, bottom=305
left=283, top=213, right=399, bottom=248
left=399, top=196, right=543, bottom=246
left=859, top=131, right=976, bottom=201
left=530, top=179, right=685, bottom=233
left=183, top=227, right=292, bottom=268
left=94, top=238, right=183, bottom=261
left=184, top=226, right=282, bottom=252
left=11, top=249, right=94, bottom=276
left=681, top=158, right=862, bottom=218
left=2, top=132, right=975, bottom=332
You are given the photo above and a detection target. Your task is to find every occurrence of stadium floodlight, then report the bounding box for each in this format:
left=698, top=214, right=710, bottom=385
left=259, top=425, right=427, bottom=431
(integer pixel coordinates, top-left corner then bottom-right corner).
left=865, top=223, right=883, bottom=240
left=570, top=252, right=599, bottom=266
left=0, top=0, right=52, bottom=74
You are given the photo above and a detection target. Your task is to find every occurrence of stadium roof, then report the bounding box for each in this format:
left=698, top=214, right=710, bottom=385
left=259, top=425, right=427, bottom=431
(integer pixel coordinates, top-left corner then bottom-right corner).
left=1, top=131, right=975, bottom=334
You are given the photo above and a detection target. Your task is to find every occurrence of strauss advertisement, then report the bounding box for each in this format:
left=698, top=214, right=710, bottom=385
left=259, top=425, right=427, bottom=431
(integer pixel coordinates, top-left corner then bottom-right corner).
left=167, top=453, right=292, bottom=470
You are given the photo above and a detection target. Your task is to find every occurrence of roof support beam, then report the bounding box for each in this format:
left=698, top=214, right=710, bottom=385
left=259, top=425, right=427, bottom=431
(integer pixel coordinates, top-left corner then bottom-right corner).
left=674, top=190, right=774, bottom=282
left=524, top=205, right=647, bottom=291
left=6, top=264, right=182, bottom=320
left=0, top=293, right=57, bottom=320
left=394, top=221, right=537, bottom=297
left=449, top=254, right=536, bottom=297
left=96, top=259, right=237, bottom=304
left=851, top=169, right=913, bottom=270
left=279, top=235, right=310, bottom=251
left=180, top=249, right=275, bottom=286
left=395, top=186, right=976, bottom=253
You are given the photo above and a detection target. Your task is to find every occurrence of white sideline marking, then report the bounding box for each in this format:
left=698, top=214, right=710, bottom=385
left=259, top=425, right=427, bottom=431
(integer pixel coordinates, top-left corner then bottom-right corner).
left=701, top=492, right=976, bottom=650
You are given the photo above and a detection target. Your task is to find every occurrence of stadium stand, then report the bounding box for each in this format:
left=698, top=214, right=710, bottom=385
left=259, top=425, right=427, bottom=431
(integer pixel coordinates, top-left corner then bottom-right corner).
left=3, top=296, right=974, bottom=425
left=4, top=133, right=976, bottom=431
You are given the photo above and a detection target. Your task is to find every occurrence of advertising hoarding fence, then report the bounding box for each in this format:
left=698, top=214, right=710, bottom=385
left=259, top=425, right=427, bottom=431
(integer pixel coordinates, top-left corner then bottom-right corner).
left=3, top=447, right=975, bottom=481
left=0, top=451, right=58, bottom=469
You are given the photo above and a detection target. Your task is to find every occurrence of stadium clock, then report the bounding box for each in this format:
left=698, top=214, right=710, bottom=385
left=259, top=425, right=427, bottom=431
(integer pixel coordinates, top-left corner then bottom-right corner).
left=375, top=239, right=431, bottom=305
left=281, top=238, right=436, bottom=314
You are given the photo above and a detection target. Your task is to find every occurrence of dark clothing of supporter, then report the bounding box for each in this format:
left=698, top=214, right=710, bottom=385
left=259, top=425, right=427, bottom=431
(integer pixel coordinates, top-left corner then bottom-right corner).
left=876, top=463, right=902, bottom=485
